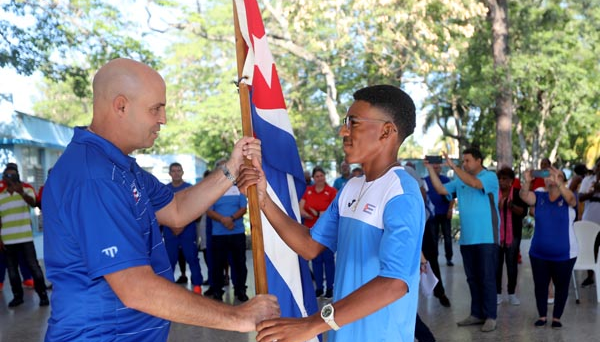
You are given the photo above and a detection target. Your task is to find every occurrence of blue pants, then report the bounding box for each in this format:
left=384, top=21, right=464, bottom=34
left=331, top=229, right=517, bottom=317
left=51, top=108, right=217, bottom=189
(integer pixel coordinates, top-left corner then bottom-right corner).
left=312, top=248, right=335, bottom=291
left=165, top=231, right=203, bottom=286
left=460, top=243, right=498, bottom=319
left=529, top=255, right=576, bottom=319
left=0, top=249, right=32, bottom=283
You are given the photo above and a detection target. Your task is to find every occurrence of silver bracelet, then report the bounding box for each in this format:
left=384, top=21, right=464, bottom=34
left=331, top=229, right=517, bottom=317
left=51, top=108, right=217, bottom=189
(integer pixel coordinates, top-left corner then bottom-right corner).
left=219, top=164, right=237, bottom=185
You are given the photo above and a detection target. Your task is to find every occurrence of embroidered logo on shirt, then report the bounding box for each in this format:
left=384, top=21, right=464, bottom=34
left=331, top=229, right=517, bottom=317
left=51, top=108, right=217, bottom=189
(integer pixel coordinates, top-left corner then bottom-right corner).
left=347, top=199, right=357, bottom=208
left=131, top=182, right=140, bottom=204
left=102, top=246, right=118, bottom=258
left=363, top=203, right=376, bottom=214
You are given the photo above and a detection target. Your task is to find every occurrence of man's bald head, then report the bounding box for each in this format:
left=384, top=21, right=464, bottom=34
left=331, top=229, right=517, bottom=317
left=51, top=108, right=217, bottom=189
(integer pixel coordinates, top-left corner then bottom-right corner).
left=89, top=58, right=167, bottom=154
left=93, top=58, right=163, bottom=113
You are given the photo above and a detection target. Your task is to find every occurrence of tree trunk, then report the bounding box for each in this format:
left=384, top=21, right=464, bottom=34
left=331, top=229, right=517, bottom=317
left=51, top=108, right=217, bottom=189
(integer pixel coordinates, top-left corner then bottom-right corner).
left=488, top=0, right=513, bottom=168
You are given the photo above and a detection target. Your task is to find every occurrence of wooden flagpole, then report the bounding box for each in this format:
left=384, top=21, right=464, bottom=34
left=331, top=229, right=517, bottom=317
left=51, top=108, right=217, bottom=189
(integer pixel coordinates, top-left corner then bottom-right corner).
left=232, top=0, right=268, bottom=295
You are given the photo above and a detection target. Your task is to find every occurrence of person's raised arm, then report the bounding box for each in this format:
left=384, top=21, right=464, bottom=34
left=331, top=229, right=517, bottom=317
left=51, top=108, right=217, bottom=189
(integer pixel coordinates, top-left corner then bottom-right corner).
left=156, top=137, right=260, bottom=232
left=519, top=170, right=537, bottom=206
left=550, top=167, right=577, bottom=207
left=104, top=265, right=279, bottom=332
left=442, top=152, right=483, bottom=189
left=236, top=161, right=325, bottom=260
left=424, top=161, right=449, bottom=196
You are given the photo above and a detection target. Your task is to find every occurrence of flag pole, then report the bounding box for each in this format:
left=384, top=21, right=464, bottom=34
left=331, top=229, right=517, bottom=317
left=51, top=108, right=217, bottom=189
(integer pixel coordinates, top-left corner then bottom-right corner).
left=233, top=0, right=269, bottom=295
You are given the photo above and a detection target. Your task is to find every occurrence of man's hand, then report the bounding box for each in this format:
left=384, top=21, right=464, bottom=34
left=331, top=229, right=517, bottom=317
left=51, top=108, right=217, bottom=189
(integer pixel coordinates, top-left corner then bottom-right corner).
left=221, top=216, right=235, bottom=230
left=227, top=137, right=262, bottom=179
left=256, top=315, right=322, bottom=342
left=237, top=162, right=268, bottom=209
left=238, top=294, right=281, bottom=332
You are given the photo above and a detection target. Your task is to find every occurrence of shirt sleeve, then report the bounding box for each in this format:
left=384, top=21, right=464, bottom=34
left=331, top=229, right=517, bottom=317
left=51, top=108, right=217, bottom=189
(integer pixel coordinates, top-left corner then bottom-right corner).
left=443, top=178, right=457, bottom=202
left=310, top=192, right=341, bottom=252
left=139, top=169, right=174, bottom=211
left=479, top=171, right=499, bottom=195
left=70, top=180, right=157, bottom=280
left=378, top=193, right=423, bottom=289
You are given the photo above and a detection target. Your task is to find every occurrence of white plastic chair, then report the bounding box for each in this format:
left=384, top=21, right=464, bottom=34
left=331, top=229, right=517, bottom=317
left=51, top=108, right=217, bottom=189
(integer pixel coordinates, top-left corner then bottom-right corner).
left=572, top=220, right=600, bottom=303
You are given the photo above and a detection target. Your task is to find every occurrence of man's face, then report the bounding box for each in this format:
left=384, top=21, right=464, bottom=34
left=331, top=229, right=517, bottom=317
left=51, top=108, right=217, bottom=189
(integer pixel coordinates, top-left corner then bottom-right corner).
left=461, top=153, right=481, bottom=175
left=169, top=166, right=183, bottom=182
left=124, top=74, right=167, bottom=151
left=340, top=101, right=393, bottom=165
left=433, top=164, right=442, bottom=175
left=340, top=162, right=350, bottom=177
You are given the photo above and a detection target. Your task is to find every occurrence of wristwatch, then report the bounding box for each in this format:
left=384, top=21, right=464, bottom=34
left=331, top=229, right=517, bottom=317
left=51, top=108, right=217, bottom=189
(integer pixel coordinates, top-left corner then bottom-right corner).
left=320, top=303, right=341, bottom=331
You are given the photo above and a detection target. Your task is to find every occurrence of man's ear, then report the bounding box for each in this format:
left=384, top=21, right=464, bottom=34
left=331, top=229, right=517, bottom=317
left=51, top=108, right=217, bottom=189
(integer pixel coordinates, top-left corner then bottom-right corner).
left=113, top=95, right=128, bottom=117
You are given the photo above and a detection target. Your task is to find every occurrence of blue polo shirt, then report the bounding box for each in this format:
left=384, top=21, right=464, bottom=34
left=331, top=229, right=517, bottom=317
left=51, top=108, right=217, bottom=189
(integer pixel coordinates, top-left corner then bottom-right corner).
left=163, top=182, right=196, bottom=240
left=43, top=127, right=174, bottom=341
left=444, top=169, right=499, bottom=245
left=311, top=166, right=425, bottom=342
left=210, top=186, right=247, bottom=236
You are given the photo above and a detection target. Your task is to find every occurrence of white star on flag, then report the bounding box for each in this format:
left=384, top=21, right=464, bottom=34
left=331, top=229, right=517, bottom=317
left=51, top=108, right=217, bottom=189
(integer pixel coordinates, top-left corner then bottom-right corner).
left=252, top=34, right=275, bottom=88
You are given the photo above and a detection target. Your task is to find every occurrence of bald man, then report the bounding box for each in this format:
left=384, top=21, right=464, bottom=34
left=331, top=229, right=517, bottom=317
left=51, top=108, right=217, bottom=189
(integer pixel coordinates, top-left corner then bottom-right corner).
left=42, top=58, right=279, bottom=341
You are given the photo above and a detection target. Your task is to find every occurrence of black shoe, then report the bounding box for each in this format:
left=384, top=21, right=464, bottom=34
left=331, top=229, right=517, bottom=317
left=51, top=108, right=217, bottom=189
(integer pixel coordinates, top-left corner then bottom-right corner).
left=315, top=289, right=324, bottom=297
left=534, top=319, right=547, bottom=327
left=324, top=289, right=333, bottom=299
left=202, top=280, right=209, bottom=286
left=39, top=296, right=50, bottom=307
left=204, top=287, right=216, bottom=296
left=551, top=321, right=562, bottom=329
left=8, top=298, right=24, bottom=308
left=211, top=292, right=223, bottom=301
left=581, top=277, right=594, bottom=287
left=438, top=294, right=451, bottom=307
left=175, top=275, right=188, bottom=284
left=447, top=260, right=454, bottom=266
left=236, top=293, right=249, bottom=302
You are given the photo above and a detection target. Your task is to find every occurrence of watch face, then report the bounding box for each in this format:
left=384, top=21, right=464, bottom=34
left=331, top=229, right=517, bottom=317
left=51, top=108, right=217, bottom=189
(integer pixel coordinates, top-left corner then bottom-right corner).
left=322, top=305, right=333, bottom=317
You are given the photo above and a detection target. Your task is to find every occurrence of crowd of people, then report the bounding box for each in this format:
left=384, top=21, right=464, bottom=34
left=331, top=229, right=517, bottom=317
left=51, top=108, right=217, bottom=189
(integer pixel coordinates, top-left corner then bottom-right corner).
left=1, top=58, right=599, bottom=342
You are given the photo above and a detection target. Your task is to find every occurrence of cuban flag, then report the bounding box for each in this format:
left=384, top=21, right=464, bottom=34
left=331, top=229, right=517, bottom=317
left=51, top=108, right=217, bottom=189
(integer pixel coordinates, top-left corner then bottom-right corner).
left=234, top=0, right=319, bottom=338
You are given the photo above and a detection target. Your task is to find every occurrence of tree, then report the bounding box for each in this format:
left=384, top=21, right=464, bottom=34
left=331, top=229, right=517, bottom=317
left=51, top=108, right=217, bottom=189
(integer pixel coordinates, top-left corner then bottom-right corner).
left=1, top=0, right=159, bottom=98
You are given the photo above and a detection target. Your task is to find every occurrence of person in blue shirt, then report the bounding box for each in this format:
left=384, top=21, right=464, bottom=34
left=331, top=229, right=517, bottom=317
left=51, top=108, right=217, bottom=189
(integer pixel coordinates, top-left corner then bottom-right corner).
left=519, top=167, right=578, bottom=329
left=42, top=58, right=279, bottom=341
left=424, top=163, right=455, bottom=266
left=425, top=147, right=500, bottom=333
left=162, top=162, right=204, bottom=295
left=207, top=159, right=249, bottom=302
left=239, top=85, right=425, bottom=342
left=332, top=161, right=351, bottom=190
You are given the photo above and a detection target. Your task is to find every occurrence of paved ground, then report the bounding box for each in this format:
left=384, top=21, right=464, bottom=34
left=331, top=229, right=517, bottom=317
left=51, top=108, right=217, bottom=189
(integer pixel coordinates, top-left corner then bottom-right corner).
left=1, top=238, right=599, bottom=342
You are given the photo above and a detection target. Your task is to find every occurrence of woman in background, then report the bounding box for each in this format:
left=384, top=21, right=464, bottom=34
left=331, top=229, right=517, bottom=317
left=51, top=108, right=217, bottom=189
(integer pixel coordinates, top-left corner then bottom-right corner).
left=300, top=166, right=337, bottom=298
left=519, top=167, right=577, bottom=329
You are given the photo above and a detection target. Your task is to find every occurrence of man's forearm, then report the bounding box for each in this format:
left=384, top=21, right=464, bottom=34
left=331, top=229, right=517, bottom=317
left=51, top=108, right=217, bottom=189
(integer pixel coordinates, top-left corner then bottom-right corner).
left=425, top=169, right=448, bottom=195
left=261, top=194, right=323, bottom=260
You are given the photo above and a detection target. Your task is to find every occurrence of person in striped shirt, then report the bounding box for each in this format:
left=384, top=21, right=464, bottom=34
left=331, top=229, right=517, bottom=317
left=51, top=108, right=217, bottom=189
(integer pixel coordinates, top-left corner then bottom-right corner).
left=0, top=164, right=49, bottom=307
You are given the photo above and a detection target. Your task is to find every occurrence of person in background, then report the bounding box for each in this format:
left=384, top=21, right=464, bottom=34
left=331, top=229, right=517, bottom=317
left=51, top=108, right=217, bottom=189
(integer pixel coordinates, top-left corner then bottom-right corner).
left=425, top=147, right=499, bottom=332
left=351, top=167, right=364, bottom=178
left=0, top=164, right=49, bottom=307
left=519, top=167, right=577, bottom=329
left=0, top=162, right=35, bottom=291
left=423, top=163, right=455, bottom=267
left=333, top=161, right=351, bottom=190
left=304, top=169, right=313, bottom=186
left=578, top=157, right=600, bottom=287
left=496, top=166, right=528, bottom=306
left=300, top=166, right=337, bottom=299
left=161, top=162, right=204, bottom=294
left=206, top=158, right=249, bottom=302
left=530, top=158, right=552, bottom=191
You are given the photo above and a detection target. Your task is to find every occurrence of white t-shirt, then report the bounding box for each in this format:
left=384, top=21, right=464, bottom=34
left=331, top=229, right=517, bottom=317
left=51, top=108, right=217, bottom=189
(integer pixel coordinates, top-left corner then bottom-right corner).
left=580, top=175, right=600, bottom=224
